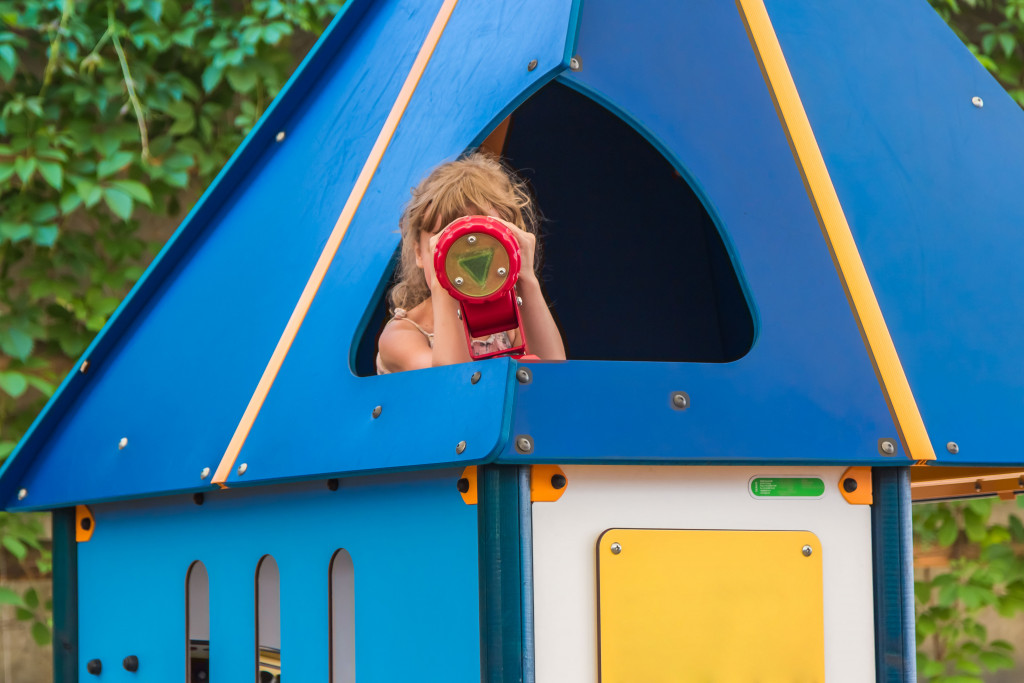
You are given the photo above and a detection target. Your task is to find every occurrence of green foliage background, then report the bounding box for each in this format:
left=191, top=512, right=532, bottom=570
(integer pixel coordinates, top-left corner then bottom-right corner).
left=0, top=0, right=342, bottom=645
left=0, top=0, right=1022, bottom=677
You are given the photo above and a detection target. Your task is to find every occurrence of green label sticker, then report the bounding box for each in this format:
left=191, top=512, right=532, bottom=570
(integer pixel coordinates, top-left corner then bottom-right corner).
left=750, top=477, right=825, bottom=498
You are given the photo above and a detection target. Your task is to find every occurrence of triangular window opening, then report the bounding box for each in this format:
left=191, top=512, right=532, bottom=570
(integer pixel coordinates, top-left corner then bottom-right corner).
left=353, top=81, right=754, bottom=375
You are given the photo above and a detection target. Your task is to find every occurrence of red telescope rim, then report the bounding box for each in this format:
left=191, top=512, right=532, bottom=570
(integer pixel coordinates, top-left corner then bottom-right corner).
left=433, top=216, right=522, bottom=303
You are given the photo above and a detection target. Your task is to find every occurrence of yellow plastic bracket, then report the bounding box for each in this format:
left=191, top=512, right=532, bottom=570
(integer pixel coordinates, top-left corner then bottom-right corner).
left=839, top=467, right=873, bottom=505
left=530, top=465, right=567, bottom=502
left=75, top=505, right=95, bottom=543
left=457, top=466, right=477, bottom=505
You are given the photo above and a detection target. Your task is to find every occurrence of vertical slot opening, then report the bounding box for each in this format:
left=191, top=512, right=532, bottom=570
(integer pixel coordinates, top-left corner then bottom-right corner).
left=255, top=555, right=281, bottom=683
left=329, top=549, right=355, bottom=682
left=187, top=561, right=210, bottom=682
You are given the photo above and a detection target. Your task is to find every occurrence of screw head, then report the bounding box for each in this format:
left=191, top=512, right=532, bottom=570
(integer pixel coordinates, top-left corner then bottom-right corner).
left=122, top=655, right=139, bottom=672
left=372, top=405, right=382, bottom=419
left=516, top=367, right=532, bottom=384
left=118, top=437, right=128, bottom=450
left=471, top=371, right=481, bottom=384
left=80, top=517, right=92, bottom=531
left=456, top=440, right=467, bottom=454
left=842, top=477, right=858, bottom=493
left=570, top=55, right=582, bottom=71
left=457, top=477, right=470, bottom=493
left=275, top=131, right=286, bottom=141
left=802, top=545, right=813, bottom=557
left=86, top=659, right=102, bottom=675
left=878, top=438, right=897, bottom=456
left=17, top=488, right=27, bottom=501
left=551, top=474, right=567, bottom=490
left=454, top=277, right=464, bottom=286
left=467, top=235, right=477, bottom=244
left=670, top=391, right=690, bottom=410
left=193, top=493, right=204, bottom=506
left=497, top=267, right=507, bottom=277
left=947, top=441, right=960, bottom=454
left=516, top=435, right=534, bottom=454
left=327, top=478, right=339, bottom=491
left=972, top=96, right=984, bottom=108
left=610, top=542, right=622, bottom=554
left=527, top=59, right=538, bottom=71
left=237, top=462, right=247, bottom=476
left=200, top=467, right=210, bottom=480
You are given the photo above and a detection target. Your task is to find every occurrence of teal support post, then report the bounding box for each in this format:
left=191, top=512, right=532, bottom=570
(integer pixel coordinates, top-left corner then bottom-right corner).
left=52, top=507, right=78, bottom=683
left=478, top=465, right=524, bottom=682
left=872, top=467, right=916, bottom=682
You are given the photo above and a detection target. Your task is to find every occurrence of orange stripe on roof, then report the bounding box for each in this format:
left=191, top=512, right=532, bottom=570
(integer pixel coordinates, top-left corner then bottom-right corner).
left=213, top=0, right=462, bottom=487
left=736, top=0, right=936, bottom=462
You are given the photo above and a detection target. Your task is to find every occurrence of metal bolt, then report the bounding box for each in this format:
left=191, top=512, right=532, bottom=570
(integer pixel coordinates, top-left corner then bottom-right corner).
left=471, top=371, right=481, bottom=384
left=947, top=441, right=959, bottom=454
left=516, top=367, right=532, bottom=384
left=497, top=267, right=507, bottom=277
left=516, top=296, right=523, bottom=307
left=972, top=96, right=984, bottom=108
left=118, top=437, right=128, bottom=450
left=456, top=440, right=467, bottom=454
left=193, top=493, right=204, bottom=506
left=372, top=405, right=382, bottom=419
left=842, top=477, right=858, bottom=493
left=79, top=360, right=90, bottom=373
left=570, top=55, right=582, bottom=71
left=551, top=474, right=567, bottom=490
left=456, top=309, right=462, bottom=320
left=237, top=462, right=247, bottom=476
left=610, top=542, right=622, bottom=554
left=17, top=488, right=27, bottom=501
left=467, top=235, right=477, bottom=244
left=878, top=438, right=896, bottom=456
left=327, top=478, right=339, bottom=491
left=275, top=131, right=286, bottom=141
left=200, top=467, right=210, bottom=480
left=670, top=391, right=689, bottom=410
left=516, top=435, right=534, bottom=454
left=457, top=477, right=470, bottom=493
left=527, top=59, right=538, bottom=72
left=454, top=277, right=464, bottom=286
left=802, top=545, right=813, bottom=557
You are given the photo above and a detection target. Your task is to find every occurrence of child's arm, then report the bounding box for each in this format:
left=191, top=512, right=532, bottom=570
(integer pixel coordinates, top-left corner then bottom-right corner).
left=428, top=282, right=473, bottom=366
left=501, top=223, right=566, bottom=360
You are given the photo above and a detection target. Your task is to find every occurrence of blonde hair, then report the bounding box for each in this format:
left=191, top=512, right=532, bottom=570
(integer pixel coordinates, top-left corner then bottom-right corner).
left=389, top=152, right=538, bottom=311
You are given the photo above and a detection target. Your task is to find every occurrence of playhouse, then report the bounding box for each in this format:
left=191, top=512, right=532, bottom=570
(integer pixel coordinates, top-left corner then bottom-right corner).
left=2, top=0, right=1024, bottom=680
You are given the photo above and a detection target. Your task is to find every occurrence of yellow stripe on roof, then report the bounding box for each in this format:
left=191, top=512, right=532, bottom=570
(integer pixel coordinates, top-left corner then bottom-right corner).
left=213, top=0, right=462, bottom=486
left=736, top=0, right=936, bottom=462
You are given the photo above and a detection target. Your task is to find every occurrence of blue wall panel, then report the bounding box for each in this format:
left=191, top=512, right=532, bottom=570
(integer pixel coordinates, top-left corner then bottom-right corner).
left=76, top=469, right=479, bottom=682
left=764, top=0, right=1024, bottom=465
left=497, top=0, right=902, bottom=466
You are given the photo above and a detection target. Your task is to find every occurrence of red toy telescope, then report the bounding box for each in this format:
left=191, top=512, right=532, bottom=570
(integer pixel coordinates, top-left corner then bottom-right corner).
left=433, top=216, right=528, bottom=360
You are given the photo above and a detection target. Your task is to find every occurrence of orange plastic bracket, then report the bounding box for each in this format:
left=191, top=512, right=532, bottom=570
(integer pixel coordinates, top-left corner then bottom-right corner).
left=531, top=465, right=567, bottom=502
left=839, top=467, right=872, bottom=505
left=457, top=466, right=477, bottom=505
left=75, top=505, right=95, bottom=542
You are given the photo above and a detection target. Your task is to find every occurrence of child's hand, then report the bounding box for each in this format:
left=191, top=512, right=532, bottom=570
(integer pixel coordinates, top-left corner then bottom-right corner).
left=425, top=229, right=444, bottom=290
left=492, top=218, right=537, bottom=280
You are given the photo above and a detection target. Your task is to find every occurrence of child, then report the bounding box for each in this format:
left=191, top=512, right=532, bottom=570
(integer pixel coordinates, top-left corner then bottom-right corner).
left=376, top=153, right=566, bottom=374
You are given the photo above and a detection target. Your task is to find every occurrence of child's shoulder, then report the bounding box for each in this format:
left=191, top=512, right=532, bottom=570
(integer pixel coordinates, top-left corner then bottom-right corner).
left=377, top=306, right=434, bottom=373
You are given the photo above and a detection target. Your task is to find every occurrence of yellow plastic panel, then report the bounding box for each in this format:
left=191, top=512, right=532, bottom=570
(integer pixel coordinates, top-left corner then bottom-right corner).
left=598, top=529, right=824, bottom=682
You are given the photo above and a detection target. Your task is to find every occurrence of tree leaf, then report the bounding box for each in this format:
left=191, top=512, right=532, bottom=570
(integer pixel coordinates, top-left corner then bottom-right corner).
left=97, top=151, right=135, bottom=178
left=23, top=587, right=38, bottom=608
left=0, top=586, right=24, bottom=607
left=108, top=180, right=153, bottom=207
left=37, top=160, right=63, bottom=190
left=30, top=621, right=51, bottom=646
left=1, top=534, right=28, bottom=559
left=103, top=187, right=134, bottom=220
left=33, top=225, right=58, bottom=246
left=0, top=327, right=34, bottom=360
